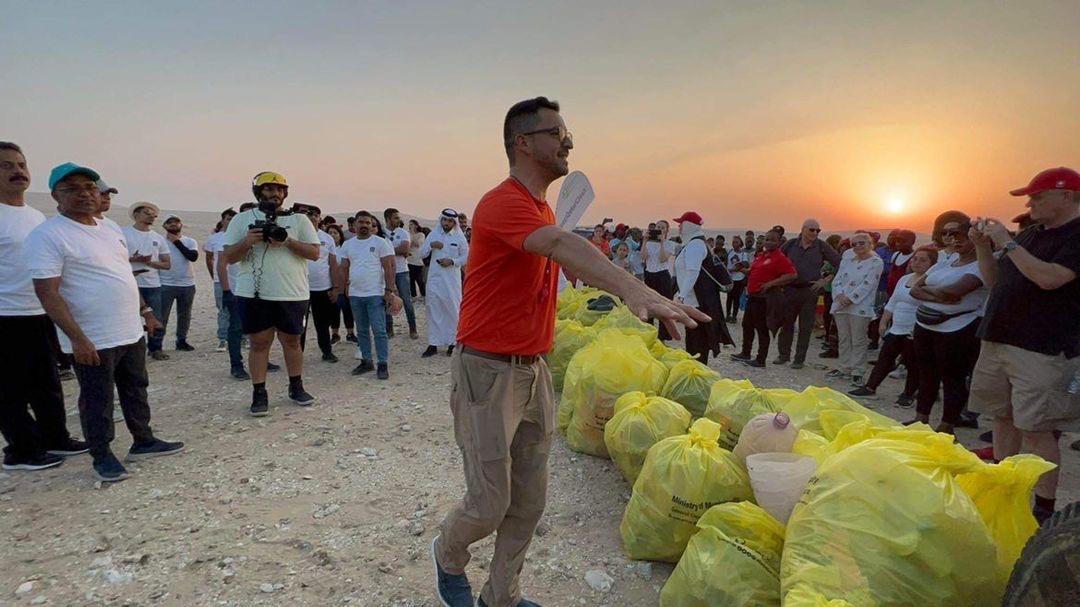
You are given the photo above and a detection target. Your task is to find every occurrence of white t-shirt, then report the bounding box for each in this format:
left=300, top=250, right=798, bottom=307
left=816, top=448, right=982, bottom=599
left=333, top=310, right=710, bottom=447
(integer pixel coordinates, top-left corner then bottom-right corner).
left=308, top=230, right=337, bottom=292
left=0, top=204, right=47, bottom=316
left=916, top=259, right=987, bottom=333
left=121, top=226, right=170, bottom=288
left=389, top=227, right=410, bottom=274
left=643, top=240, right=677, bottom=273
left=407, top=231, right=426, bottom=266
left=24, top=215, right=144, bottom=353
left=159, top=235, right=198, bottom=287
left=222, top=208, right=320, bottom=301
left=337, top=235, right=395, bottom=297
left=204, top=232, right=225, bottom=283
left=883, top=273, right=919, bottom=336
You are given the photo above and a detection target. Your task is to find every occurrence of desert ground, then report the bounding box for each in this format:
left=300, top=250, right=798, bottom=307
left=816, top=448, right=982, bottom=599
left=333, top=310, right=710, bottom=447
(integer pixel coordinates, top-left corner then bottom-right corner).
left=2, top=205, right=1077, bottom=607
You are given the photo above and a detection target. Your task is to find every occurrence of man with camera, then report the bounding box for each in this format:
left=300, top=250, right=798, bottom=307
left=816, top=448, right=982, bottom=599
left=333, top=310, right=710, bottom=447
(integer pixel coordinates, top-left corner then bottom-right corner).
left=223, top=172, right=320, bottom=417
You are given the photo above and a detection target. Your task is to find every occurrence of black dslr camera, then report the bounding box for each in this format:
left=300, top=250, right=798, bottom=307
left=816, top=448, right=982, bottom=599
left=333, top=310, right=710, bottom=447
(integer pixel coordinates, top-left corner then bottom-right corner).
left=249, top=200, right=293, bottom=242
left=647, top=228, right=663, bottom=241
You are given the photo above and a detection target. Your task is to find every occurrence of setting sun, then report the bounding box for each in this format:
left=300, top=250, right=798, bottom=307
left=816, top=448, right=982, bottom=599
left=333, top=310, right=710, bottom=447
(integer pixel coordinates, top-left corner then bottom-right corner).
left=885, top=197, right=906, bottom=215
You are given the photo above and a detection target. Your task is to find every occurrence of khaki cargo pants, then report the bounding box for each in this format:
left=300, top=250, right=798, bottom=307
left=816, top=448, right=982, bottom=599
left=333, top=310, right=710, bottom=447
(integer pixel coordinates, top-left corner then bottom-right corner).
left=437, top=348, right=555, bottom=607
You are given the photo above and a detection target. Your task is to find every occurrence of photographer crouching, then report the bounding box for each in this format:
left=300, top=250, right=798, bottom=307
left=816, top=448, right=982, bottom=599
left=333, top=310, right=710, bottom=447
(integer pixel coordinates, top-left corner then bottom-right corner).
left=223, top=172, right=321, bottom=416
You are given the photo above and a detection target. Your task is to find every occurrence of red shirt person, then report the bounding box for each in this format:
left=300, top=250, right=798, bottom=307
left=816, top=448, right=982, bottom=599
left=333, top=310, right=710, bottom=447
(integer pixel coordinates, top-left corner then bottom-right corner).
left=734, top=229, right=797, bottom=367
left=433, top=97, right=706, bottom=607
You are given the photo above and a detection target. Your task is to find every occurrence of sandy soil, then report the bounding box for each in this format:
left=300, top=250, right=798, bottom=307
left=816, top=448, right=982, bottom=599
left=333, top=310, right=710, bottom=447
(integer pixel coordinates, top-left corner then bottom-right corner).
left=2, top=209, right=1077, bottom=607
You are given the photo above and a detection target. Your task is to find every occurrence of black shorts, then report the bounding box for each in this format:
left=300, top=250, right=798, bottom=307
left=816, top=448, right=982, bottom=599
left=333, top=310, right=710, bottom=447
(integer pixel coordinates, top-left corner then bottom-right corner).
left=237, top=297, right=309, bottom=335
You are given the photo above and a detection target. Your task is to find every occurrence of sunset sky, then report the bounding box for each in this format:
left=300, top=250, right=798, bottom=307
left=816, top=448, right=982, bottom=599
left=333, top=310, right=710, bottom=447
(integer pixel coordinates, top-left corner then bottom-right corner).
left=4, top=1, right=1078, bottom=231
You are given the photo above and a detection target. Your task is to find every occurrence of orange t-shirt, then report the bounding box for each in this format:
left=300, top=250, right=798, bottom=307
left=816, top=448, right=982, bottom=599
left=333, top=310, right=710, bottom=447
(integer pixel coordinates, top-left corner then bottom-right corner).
left=457, top=177, right=559, bottom=355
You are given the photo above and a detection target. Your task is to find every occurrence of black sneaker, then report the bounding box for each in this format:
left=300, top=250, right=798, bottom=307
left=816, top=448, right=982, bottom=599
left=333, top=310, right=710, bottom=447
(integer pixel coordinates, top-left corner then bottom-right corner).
left=772, top=357, right=790, bottom=365
left=377, top=363, right=389, bottom=380
left=790, top=362, right=805, bottom=370
left=46, top=438, right=90, bottom=456
left=345, top=333, right=357, bottom=343
left=956, top=411, right=980, bottom=429
left=92, top=451, right=129, bottom=482
left=149, top=350, right=170, bottom=361
left=126, top=439, right=185, bottom=461
left=250, top=389, right=269, bottom=417
left=743, top=359, right=766, bottom=368
left=330, top=334, right=341, bottom=345
left=2, top=452, right=64, bottom=471
left=447, top=345, right=454, bottom=356
left=231, top=366, right=250, bottom=380
left=352, top=360, right=375, bottom=375
left=176, top=341, right=195, bottom=351
left=267, top=362, right=281, bottom=372
left=729, top=352, right=751, bottom=361
left=896, top=394, right=914, bottom=408
left=289, top=384, right=316, bottom=406
left=819, top=350, right=839, bottom=359
left=421, top=346, right=438, bottom=358
left=432, top=536, right=473, bottom=607
left=322, top=352, right=339, bottom=363
left=979, top=430, right=993, bottom=443
left=848, top=386, right=876, bottom=397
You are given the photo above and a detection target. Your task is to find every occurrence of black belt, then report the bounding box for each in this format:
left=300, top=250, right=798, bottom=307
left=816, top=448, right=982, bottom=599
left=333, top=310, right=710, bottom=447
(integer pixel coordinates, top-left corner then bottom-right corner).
left=462, top=346, right=542, bottom=365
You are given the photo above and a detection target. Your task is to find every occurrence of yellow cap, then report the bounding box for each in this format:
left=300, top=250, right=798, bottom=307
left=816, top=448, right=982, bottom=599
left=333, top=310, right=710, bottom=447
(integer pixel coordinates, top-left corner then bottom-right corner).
left=252, top=171, right=288, bottom=188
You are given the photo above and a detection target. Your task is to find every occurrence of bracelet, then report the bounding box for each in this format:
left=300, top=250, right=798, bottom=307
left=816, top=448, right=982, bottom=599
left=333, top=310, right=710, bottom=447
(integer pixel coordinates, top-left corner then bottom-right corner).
left=140, top=306, right=154, bottom=315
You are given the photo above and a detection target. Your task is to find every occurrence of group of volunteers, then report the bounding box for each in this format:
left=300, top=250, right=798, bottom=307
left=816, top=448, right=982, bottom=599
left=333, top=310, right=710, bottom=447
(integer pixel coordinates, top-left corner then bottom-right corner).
left=2, top=92, right=1079, bottom=606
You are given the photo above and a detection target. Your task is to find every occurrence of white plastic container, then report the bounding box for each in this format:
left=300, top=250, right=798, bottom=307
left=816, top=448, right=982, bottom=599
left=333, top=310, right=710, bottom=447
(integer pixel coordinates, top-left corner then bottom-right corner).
left=732, top=412, right=798, bottom=465
left=745, top=452, right=817, bottom=524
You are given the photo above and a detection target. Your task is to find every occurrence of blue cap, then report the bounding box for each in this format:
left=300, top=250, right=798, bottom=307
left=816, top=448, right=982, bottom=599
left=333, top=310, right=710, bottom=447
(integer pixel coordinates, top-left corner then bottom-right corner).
left=48, top=162, right=101, bottom=191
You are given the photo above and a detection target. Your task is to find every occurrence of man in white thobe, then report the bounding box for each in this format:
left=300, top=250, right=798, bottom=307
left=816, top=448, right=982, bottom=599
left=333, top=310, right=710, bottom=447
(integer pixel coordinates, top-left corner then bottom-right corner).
left=420, top=209, right=469, bottom=357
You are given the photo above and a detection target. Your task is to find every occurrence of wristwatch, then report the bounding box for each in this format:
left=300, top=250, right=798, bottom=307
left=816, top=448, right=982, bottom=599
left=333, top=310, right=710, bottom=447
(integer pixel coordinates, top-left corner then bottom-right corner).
left=1002, top=241, right=1019, bottom=256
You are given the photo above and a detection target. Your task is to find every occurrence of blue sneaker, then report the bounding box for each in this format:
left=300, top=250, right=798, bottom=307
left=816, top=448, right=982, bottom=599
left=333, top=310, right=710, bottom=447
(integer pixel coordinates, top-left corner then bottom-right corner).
left=92, top=451, right=130, bottom=482
left=126, top=439, right=185, bottom=462
left=432, top=536, right=473, bottom=607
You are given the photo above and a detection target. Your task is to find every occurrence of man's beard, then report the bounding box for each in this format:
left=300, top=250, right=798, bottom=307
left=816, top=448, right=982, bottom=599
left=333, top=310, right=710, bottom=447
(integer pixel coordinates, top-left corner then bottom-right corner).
left=166, top=227, right=181, bottom=234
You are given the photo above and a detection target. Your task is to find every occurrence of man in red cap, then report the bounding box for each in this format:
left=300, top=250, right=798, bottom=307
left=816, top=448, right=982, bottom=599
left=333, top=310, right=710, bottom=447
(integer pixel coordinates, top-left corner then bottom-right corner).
left=968, top=166, right=1080, bottom=523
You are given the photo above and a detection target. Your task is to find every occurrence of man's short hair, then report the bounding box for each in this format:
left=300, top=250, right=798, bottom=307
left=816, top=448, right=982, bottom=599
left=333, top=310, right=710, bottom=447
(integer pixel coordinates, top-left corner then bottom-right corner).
left=347, top=216, right=355, bottom=224
left=355, top=210, right=375, bottom=221
left=221, top=207, right=237, bottom=218
left=503, top=96, right=560, bottom=165
left=383, top=207, right=399, bottom=220
left=239, top=202, right=256, bottom=212
left=0, top=141, right=24, bottom=155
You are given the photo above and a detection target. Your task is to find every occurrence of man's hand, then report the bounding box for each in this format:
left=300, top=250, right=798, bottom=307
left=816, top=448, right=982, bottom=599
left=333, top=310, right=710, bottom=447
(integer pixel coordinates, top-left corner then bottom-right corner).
left=328, top=288, right=339, bottom=301
left=811, top=277, right=829, bottom=292
left=977, top=218, right=1012, bottom=248
left=144, top=312, right=163, bottom=334
left=431, top=241, right=444, bottom=250
left=245, top=228, right=264, bottom=247
left=130, top=252, right=152, bottom=263
left=166, top=232, right=180, bottom=243
left=834, top=294, right=852, bottom=308
left=437, top=258, right=453, bottom=267
left=72, top=336, right=100, bottom=366
left=269, top=236, right=289, bottom=248
left=621, top=282, right=709, bottom=341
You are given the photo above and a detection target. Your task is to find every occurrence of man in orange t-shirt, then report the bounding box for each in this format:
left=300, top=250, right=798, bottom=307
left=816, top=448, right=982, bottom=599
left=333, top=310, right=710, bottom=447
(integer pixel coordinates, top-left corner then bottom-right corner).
left=432, top=97, right=708, bottom=607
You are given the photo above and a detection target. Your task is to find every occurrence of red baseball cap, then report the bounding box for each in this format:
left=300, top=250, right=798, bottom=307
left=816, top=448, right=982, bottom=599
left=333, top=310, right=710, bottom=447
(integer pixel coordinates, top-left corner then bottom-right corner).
left=1009, top=167, right=1080, bottom=196
left=673, top=211, right=703, bottom=225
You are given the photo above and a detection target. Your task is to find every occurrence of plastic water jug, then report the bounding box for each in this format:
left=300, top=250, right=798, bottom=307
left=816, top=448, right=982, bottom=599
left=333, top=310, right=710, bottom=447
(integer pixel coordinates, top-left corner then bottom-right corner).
left=732, top=412, right=797, bottom=465
left=745, top=452, right=817, bottom=524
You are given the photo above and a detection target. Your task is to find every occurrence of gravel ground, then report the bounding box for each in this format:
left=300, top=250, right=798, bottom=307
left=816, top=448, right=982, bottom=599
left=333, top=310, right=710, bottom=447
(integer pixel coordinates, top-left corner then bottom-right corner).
left=3, top=211, right=1077, bottom=607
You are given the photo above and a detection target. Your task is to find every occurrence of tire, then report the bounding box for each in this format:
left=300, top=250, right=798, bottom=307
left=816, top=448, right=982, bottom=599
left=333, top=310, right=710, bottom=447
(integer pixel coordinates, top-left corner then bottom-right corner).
left=1001, top=500, right=1080, bottom=607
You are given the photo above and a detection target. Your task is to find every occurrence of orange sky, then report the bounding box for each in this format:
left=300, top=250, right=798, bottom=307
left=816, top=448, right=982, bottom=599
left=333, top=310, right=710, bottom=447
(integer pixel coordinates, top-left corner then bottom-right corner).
left=5, top=2, right=1078, bottom=232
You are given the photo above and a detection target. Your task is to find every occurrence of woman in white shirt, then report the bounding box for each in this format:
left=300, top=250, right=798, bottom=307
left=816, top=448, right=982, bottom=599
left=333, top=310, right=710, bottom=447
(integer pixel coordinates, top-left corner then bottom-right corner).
left=908, top=212, right=988, bottom=434
left=827, top=232, right=884, bottom=383
left=849, top=246, right=936, bottom=404
left=642, top=220, right=678, bottom=340
left=407, top=220, right=426, bottom=299
left=725, top=235, right=751, bottom=323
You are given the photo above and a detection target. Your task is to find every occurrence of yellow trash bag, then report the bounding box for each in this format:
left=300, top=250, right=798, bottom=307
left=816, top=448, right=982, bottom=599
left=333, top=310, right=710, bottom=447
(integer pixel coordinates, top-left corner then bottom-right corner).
left=562, top=331, right=669, bottom=457
left=705, top=385, right=798, bottom=435
left=556, top=287, right=587, bottom=320
left=620, top=418, right=753, bottom=562
left=550, top=319, right=597, bottom=391
left=593, top=304, right=657, bottom=338
left=955, top=454, right=1056, bottom=584
left=781, top=434, right=1003, bottom=606
left=659, top=502, right=785, bottom=607
left=660, top=360, right=721, bottom=418
left=792, top=414, right=936, bottom=464
left=603, top=392, right=692, bottom=484
left=781, top=386, right=898, bottom=437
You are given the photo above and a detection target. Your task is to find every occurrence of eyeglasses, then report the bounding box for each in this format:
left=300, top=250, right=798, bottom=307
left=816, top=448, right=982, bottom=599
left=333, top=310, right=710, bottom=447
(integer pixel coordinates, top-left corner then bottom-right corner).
left=941, top=229, right=965, bottom=238
left=805, top=227, right=821, bottom=233
left=55, top=184, right=99, bottom=195
left=521, top=126, right=573, bottom=146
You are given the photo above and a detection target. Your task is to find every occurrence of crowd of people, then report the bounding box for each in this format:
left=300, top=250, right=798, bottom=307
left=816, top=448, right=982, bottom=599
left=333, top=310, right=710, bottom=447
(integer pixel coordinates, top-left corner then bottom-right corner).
left=1, top=94, right=1078, bottom=606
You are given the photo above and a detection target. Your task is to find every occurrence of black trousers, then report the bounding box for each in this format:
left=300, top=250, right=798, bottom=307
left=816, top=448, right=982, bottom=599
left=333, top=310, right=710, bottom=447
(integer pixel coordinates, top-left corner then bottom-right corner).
left=304, top=289, right=337, bottom=355
left=913, top=320, right=980, bottom=425
left=644, top=269, right=674, bottom=341
left=777, top=286, right=817, bottom=363
left=409, top=263, right=426, bottom=297
left=72, top=337, right=155, bottom=459
left=740, top=295, right=770, bottom=364
left=864, top=332, right=919, bottom=395
left=0, top=315, right=73, bottom=459
left=336, top=294, right=353, bottom=332
left=726, top=278, right=746, bottom=320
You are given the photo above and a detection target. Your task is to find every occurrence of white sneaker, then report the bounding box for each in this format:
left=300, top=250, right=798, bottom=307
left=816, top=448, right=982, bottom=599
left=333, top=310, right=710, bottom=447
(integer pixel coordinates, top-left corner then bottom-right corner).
left=216, top=340, right=227, bottom=352
left=354, top=346, right=362, bottom=360
left=888, top=365, right=907, bottom=379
